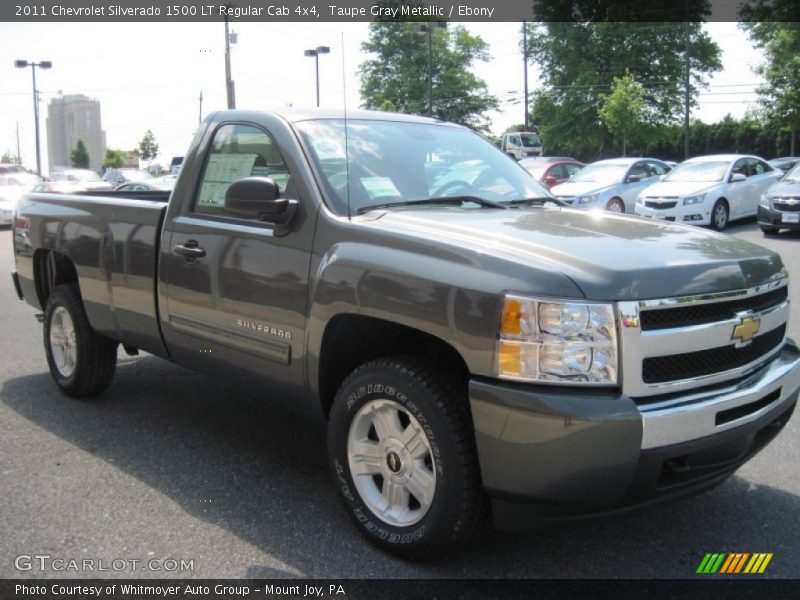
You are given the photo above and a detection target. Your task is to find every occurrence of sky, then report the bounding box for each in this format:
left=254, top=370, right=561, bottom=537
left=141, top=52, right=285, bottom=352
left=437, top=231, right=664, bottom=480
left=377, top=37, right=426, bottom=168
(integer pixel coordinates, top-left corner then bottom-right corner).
left=0, top=21, right=765, bottom=173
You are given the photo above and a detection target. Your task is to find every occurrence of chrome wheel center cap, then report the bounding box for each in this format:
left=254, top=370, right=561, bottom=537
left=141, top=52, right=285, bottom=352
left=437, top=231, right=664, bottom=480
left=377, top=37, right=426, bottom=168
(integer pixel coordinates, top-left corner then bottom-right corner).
left=386, top=451, right=402, bottom=473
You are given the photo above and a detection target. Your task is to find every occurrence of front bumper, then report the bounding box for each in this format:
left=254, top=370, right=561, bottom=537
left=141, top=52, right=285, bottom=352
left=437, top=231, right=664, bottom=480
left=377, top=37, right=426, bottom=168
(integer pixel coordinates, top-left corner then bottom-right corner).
left=758, top=205, right=800, bottom=230
left=469, top=340, right=800, bottom=528
left=635, top=202, right=711, bottom=225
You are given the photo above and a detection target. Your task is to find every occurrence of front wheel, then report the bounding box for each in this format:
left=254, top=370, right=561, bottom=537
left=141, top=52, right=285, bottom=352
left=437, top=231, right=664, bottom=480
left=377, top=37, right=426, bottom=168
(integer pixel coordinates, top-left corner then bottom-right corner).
left=43, top=283, right=118, bottom=397
left=327, top=356, right=482, bottom=558
left=606, top=198, right=625, bottom=213
left=710, top=199, right=729, bottom=231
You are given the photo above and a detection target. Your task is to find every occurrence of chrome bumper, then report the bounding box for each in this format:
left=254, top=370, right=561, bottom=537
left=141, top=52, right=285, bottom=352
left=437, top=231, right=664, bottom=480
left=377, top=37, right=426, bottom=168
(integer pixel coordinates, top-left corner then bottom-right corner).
left=640, top=340, right=800, bottom=449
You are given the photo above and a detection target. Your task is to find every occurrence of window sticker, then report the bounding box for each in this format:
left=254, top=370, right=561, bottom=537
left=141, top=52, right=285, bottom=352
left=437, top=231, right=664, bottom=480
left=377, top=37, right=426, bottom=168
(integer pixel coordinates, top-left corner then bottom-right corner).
left=198, top=153, right=258, bottom=207
left=360, top=176, right=401, bottom=199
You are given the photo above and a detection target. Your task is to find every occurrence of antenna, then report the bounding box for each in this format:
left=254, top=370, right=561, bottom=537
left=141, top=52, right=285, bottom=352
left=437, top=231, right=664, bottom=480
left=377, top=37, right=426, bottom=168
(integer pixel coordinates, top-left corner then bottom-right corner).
left=342, top=31, right=351, bottom=220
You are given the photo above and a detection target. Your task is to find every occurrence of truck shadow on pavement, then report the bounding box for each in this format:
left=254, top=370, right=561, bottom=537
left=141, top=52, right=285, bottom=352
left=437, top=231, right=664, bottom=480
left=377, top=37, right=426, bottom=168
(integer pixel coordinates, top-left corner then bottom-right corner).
left=3, top=356, right=799, bottom=578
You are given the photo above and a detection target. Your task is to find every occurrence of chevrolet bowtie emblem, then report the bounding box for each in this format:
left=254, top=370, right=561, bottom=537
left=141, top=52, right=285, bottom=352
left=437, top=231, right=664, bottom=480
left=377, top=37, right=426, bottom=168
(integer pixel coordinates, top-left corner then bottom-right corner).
left=732, top=316, right=760, bottom=346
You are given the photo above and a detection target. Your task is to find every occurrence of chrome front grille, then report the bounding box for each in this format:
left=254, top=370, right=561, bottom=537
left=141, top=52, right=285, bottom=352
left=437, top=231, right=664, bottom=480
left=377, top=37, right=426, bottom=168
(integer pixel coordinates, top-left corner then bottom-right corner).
left=618, top=276, right=790, bottom=398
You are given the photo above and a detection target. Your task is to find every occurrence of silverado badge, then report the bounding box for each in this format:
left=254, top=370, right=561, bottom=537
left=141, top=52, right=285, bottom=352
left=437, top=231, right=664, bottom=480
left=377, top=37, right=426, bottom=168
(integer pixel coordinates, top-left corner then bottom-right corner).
left=732, top=316, right=760, bottom=346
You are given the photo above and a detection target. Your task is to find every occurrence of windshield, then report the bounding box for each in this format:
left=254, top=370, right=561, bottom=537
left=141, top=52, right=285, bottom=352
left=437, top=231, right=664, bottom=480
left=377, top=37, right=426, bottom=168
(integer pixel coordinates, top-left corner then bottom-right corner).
left=570, top=163, right=628, bottom=184
left=783, top=163, right=800, bottom=181
left=519, top=133, right=541, bottom=147
left=294, top=119, right=553, bottom=216
left=664, top=161, right=729, bottom=183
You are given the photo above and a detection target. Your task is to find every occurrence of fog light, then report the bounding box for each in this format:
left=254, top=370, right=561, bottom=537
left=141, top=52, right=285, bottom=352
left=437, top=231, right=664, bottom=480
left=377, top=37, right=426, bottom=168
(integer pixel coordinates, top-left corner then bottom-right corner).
left=683, top=214, right=702, bottom=221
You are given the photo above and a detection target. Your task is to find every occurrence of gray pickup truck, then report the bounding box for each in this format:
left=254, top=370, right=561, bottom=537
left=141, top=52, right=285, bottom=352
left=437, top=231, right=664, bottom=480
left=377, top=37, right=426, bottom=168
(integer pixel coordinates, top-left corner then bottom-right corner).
left=11, top=109, right=800, bottom=558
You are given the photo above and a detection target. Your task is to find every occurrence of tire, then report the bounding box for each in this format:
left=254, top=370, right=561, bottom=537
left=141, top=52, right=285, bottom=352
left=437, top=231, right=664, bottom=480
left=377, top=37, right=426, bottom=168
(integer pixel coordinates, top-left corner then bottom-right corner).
left=760, top=226, right=780, bottom=235
left=43, top=283, right=118, bottom=397
left=327, top=355, right=482, bottom=558
left=606, top=197, right=625, bottom=213
left=711, top=199, right=729, bottom=231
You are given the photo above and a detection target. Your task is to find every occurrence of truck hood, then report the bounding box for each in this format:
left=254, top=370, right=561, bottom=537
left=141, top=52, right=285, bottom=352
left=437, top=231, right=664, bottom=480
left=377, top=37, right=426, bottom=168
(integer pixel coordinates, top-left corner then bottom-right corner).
left=640, top=180, right=718, bottom=198
left=360, top=207, right=784, bottom=300
left=550, top=181, right=614, bottom=198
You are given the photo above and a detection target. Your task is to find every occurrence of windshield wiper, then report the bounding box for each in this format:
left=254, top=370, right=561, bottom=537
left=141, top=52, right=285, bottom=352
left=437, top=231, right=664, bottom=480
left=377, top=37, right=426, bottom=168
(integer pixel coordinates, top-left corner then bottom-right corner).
left=506, top=196, right=565, bottom=207
left=356, top=195, right=508, bottom=215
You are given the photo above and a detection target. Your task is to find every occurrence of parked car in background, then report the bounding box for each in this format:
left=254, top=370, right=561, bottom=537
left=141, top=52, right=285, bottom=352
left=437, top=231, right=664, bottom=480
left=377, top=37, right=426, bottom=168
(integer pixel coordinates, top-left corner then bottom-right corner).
left=759, top=161, right=800, bottom=234
left=519, top=157, right=584, bottom=189
left=103, top=168, right=153, bottom=187
left=550, top=157, right=670, bottom=213
left=500, top=131, right=543, bottom=160
left=635, top=154, right=781, bottom=230
left=768, top=157, right=800, bottom=175
left=114, top=175, right=177, bottom=192
left=0, top=173, right=43, bottom=225
left=49, top=169, right=113, bottom=191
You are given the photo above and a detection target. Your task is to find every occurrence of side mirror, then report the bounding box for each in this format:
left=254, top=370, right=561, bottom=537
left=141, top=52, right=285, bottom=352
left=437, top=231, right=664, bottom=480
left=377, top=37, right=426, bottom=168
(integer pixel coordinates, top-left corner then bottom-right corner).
left=730, top=173, right=747, bottom=183
left=658, top=175, right=666, bottom=181
left=544, top=175, right=557, bottom=187
left=224, top=177, right=298, bottom=235
left=627, top=174, right=643, bottom=183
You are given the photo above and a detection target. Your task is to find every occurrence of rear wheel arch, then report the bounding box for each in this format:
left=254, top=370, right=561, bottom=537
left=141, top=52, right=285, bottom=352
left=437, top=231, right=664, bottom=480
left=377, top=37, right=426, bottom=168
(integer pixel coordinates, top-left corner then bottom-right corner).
left=34, top=249, right=79, bottom=308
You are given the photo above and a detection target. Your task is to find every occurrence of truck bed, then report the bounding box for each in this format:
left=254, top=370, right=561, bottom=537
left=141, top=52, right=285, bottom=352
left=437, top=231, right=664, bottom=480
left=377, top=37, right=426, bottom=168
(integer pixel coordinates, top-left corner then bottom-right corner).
left=14, top=191, right=170, bottom=357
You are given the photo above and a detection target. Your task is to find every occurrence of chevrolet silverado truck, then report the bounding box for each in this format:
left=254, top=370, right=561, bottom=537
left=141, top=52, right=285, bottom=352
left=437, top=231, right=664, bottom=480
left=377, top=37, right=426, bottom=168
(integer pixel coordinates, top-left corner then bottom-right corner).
left=11, top=110, right=800, bottom=558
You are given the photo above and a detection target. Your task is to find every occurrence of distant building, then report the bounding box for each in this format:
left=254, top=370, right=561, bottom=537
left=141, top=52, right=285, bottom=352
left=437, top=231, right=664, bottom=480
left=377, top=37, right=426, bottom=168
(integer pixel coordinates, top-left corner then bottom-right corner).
left=46, top=93, right=107, bottom=173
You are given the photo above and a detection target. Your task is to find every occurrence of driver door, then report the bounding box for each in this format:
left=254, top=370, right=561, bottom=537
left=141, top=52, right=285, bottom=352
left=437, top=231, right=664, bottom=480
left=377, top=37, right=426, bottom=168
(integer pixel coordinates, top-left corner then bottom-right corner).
left=161, top=122, right=314, bottom=398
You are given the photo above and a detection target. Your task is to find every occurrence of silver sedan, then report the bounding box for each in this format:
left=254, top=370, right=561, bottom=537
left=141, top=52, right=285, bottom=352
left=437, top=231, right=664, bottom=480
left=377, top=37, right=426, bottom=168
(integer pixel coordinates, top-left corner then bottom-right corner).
left=550, top=158, right=671, bottom=213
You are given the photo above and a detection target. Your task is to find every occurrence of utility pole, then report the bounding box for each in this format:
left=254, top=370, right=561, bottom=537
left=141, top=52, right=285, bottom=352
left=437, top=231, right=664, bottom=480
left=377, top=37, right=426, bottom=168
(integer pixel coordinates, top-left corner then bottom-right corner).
left=199, top=91, right=203, bottom=124
left=683, top=14, right=690, bottom=159
left=223, top=9, right=236, bottom=109
left=16, top=121, right=22, bottom=165
left=523, top=21, right=529, bottom=130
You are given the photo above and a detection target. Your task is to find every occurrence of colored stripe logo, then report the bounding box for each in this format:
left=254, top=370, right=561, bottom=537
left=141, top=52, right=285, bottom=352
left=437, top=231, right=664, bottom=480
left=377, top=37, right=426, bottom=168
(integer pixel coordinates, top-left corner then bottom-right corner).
left=696, top=553, right=773, bottom=574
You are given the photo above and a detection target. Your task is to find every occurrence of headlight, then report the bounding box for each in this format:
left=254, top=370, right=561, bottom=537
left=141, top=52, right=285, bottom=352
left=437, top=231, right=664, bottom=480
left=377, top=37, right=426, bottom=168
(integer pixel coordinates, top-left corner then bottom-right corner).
left=683, top=194, right=706, bottom=205
left=635, top=196, right=644, bottom=205
left=497, top=295, right=618, bottom=384
left=758, top=194, right=771, bottom=208
left=576, top=193, right=600, bottom=205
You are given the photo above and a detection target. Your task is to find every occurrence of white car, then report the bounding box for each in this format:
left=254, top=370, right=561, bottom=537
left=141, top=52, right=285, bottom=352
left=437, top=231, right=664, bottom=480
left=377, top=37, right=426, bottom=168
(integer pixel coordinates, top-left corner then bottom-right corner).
left=635, top=154, right=782, bottom=230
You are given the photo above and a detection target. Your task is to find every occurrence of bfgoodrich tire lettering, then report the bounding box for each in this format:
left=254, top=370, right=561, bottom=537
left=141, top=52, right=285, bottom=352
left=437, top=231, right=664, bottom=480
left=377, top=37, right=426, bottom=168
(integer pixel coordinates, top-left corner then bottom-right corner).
left=43, top=283, right=118, bottom=398
left=327, top=356, right=482, bottom=558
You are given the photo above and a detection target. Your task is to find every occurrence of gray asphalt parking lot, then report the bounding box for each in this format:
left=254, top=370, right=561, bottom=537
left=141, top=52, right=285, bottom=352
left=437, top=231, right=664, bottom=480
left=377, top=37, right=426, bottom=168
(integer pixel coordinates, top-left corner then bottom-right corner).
left=1, top=221, right=799, bottom=579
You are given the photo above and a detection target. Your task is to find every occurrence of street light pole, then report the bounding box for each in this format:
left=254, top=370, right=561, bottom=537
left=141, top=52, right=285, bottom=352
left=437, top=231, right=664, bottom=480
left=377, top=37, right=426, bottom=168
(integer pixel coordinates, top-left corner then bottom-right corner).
left=427, top=26, right=433, bottom=115
left=304, top=46, right=330, bottom=107
left=414, top=22, right=447, bottom=117
left=14, top=59, right=52, bottom=176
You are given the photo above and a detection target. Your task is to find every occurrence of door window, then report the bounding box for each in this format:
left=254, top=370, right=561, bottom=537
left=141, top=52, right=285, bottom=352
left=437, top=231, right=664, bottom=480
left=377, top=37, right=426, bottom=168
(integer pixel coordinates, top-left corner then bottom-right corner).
left=645, top=160, right=668, bottom=176
left=731, top=158, right=749, bottom=178
left=193, top=123, right=293, bottom=219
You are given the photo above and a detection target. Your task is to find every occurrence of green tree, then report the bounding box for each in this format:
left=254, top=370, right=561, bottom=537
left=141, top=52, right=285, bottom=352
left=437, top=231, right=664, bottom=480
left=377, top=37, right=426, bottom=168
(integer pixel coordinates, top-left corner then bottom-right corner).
left=359, top=22, right=498, bottom=130
left=525, top=1, right=721, bottom=160
left=69, top=139, right=90, bottom=169
left=742, top=21, right=800, bottom=155
left=138, top=130, right=159, bottom=164
left=598, top=73, right=646, bottom=157
left=1, top=150, right=18, bottom=163
left=103, top=149, right=126, bottom=169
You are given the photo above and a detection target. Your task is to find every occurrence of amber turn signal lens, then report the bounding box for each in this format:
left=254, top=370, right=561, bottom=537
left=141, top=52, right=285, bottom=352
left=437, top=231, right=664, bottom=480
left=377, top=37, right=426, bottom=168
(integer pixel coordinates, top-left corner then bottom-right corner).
left=497, top=341, right=522, bottom=377
left=501, top=299, right=523, bottom=337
